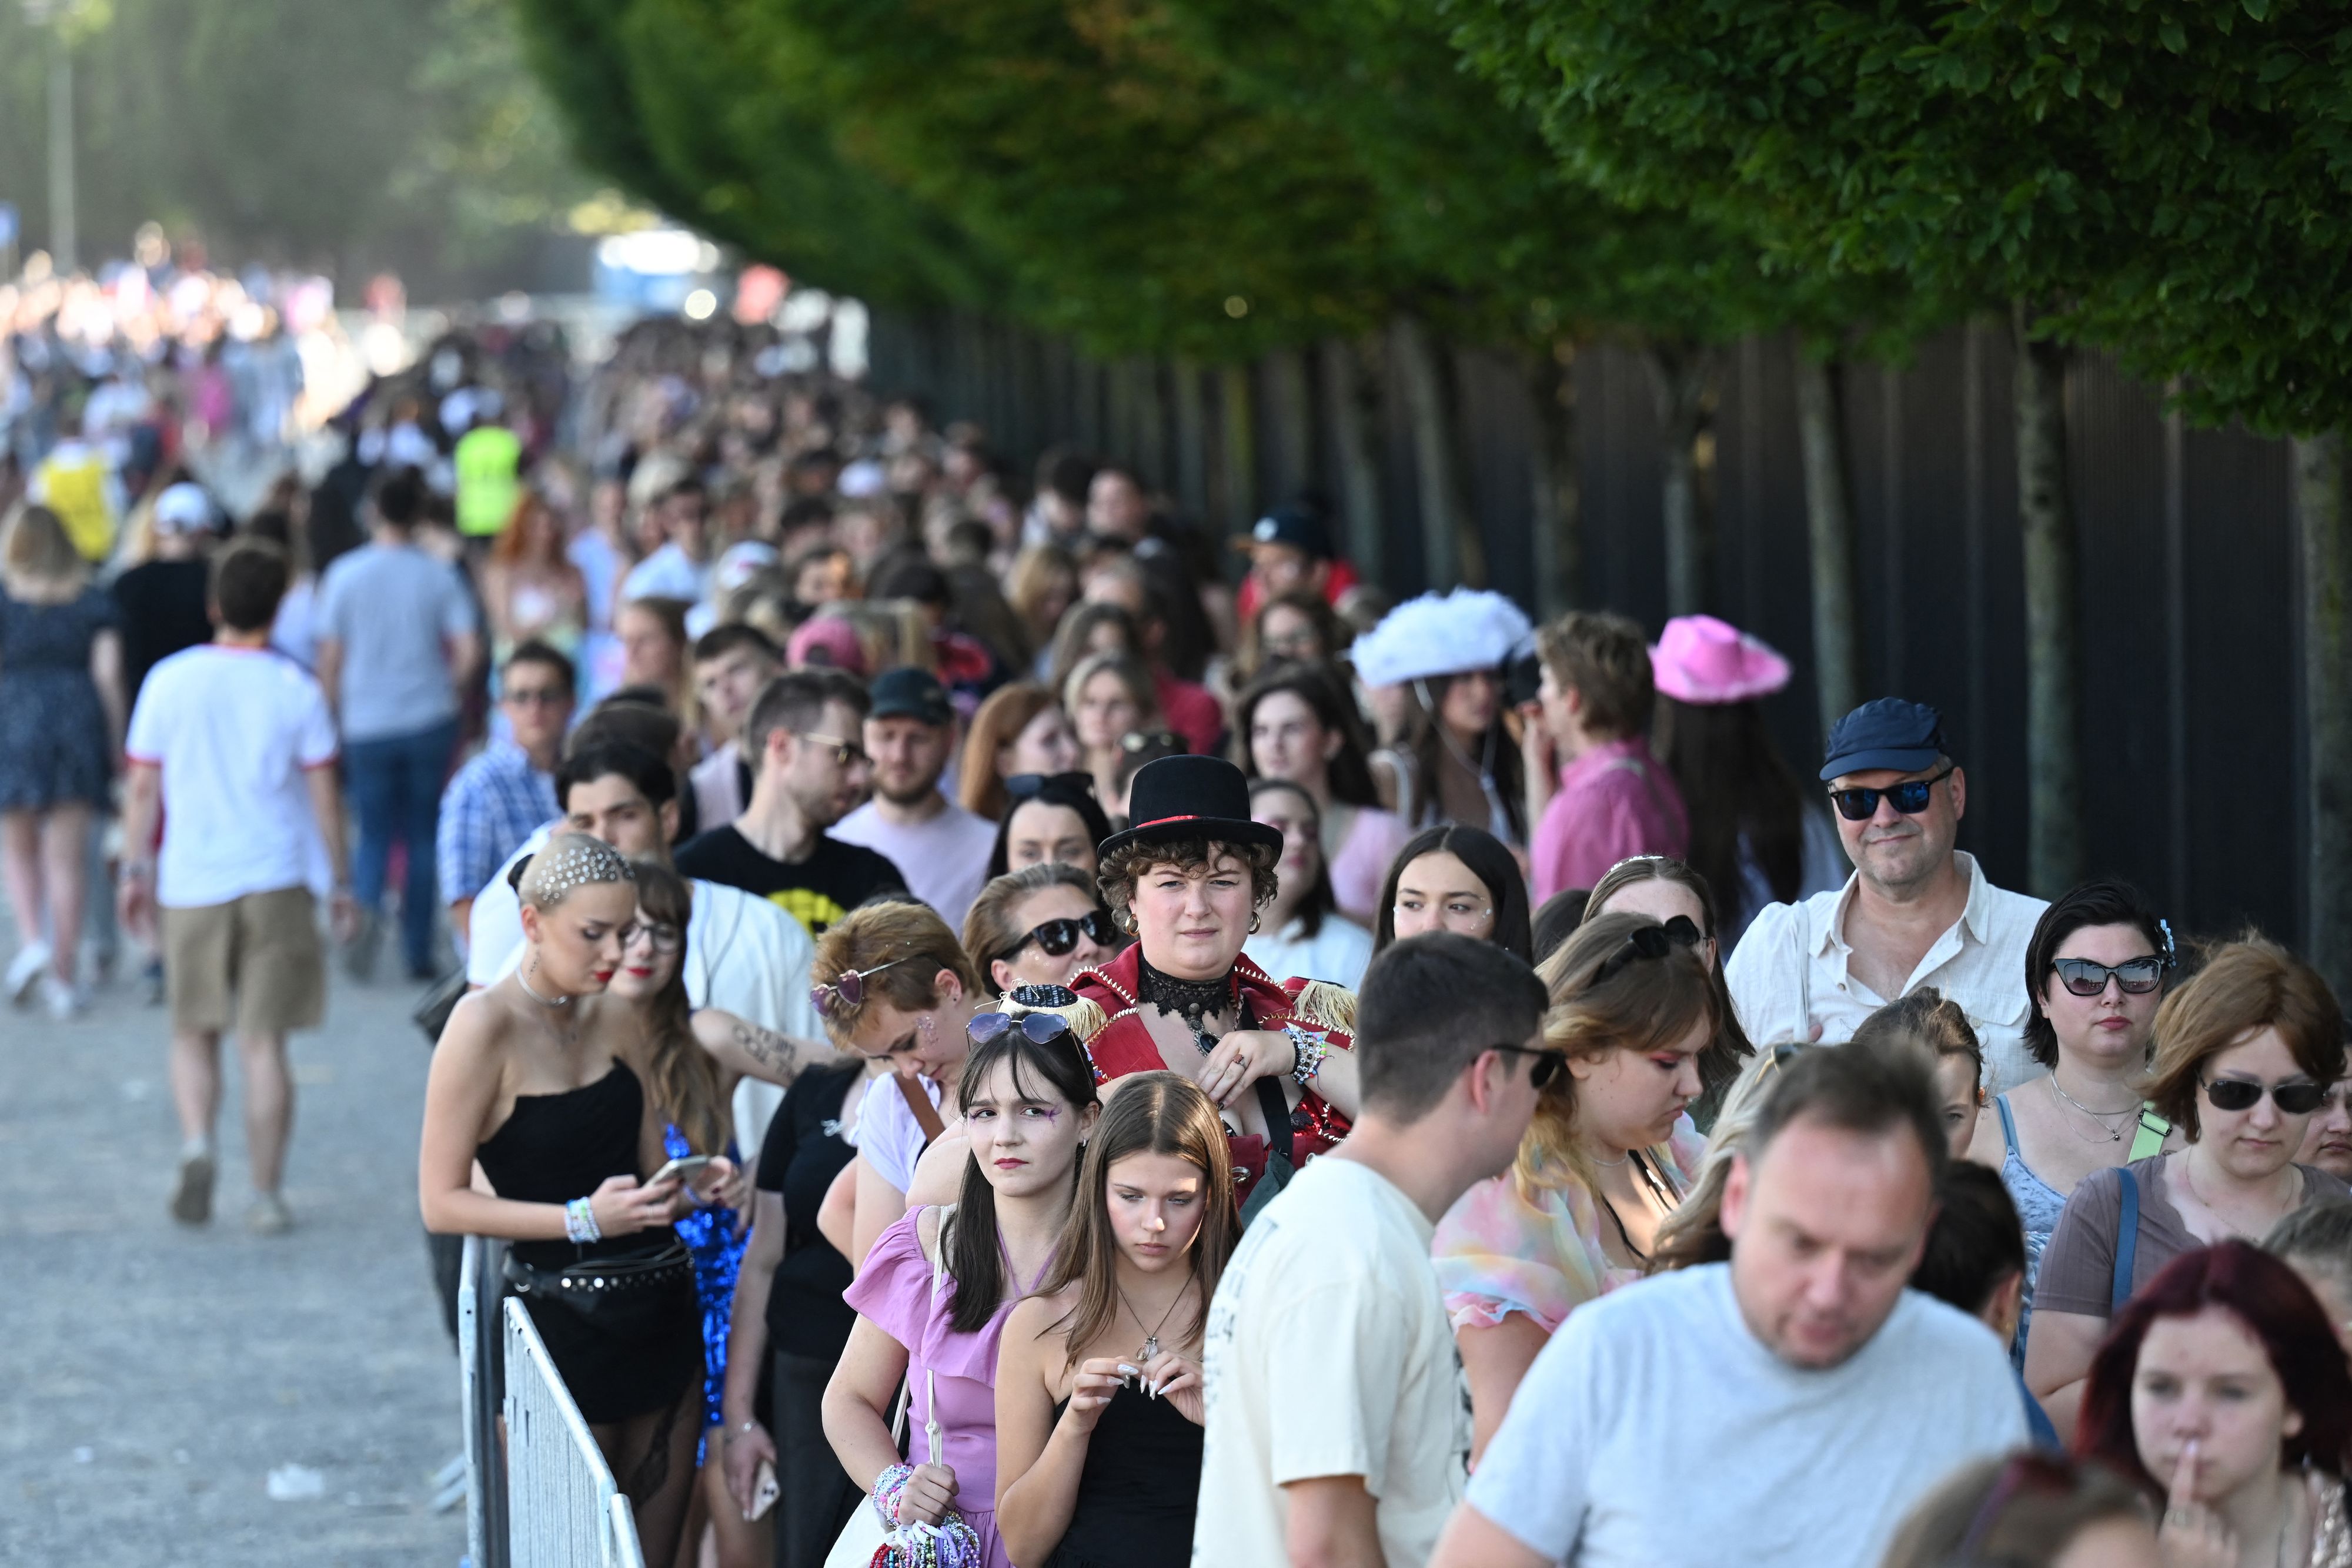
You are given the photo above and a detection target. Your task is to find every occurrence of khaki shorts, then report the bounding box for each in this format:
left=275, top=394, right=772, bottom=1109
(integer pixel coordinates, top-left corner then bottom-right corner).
left=162, top=887, right=325, bottom=1037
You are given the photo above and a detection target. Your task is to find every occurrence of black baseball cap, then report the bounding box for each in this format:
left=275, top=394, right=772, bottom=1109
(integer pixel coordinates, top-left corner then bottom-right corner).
left=1820, top=698, right=1949, bottom=782
left=868, top=667, right=952, bottom=727
left=1239, top=504, right=1333, bottom=561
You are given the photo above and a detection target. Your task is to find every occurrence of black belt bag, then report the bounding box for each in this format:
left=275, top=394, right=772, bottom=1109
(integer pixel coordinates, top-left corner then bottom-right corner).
left=503, top=1239, right=694, bottom=1337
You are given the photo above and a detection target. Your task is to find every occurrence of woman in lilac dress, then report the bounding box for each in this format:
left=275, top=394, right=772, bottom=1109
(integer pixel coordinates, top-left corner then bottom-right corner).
left=821, top=992, right=1101, bottom=1568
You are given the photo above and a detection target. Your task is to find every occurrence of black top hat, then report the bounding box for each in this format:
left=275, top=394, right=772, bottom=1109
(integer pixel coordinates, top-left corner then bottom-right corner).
left=1099, top=754, right=1282, bottom=858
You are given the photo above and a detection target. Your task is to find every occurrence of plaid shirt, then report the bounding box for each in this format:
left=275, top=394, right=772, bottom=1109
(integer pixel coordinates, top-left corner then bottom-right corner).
left=435, top=739, right=558, bottom=904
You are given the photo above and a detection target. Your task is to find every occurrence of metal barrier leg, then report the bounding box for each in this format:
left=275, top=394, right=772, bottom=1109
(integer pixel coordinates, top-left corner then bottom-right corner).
left=505, top=1295, right=634, bottom=1568
left=459, top=1236, right=510, bottom=1568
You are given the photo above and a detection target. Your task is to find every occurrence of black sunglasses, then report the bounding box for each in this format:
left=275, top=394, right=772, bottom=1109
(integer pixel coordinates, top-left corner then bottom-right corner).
left=968, top=1010, right=1074, bottom=1047
left=2203, top=1076, right=2328, bottom=1116
left=1828, top=763, right=1956, bottom=823
left=998, top=910, right=1118, bottom=964
left=1007, top=771, right=1095, bottom=802
left=2052, top=955, right=2170, bottom=997
left=1592, top=915, right=1703, bottom=987
left=1491, top=1044, right=1566, bottom=1090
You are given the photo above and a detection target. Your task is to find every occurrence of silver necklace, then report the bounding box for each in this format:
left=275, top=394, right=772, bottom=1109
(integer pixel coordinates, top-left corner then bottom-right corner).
left=517, top=964, right=572, bottom=1008
left=1118, top=1281, right=1187, bottom=1362
left=2046, top=1074, right=2134, bottom=1142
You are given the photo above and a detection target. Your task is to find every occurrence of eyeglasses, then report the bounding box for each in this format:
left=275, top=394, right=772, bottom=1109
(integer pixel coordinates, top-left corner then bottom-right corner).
left=1007, top=771, right=1094, bottom=802
left=1489, top=1044, right=1567, bottom=1090
left=2052, top=955, right=2170, bottom=996
left=2202, top=1076, right=2328, bottom=1116
left=811, top=956, right=907, bottom=1017
left=1120, top=730, right=1182, bottom=754
left=503, top=686, right=572, bottom=708
left=1591, top=915, right=1703, bottom=987
left=967, top=1010, right=1074, bottom=1047
left=1827, top=763, right=1956, bottom=823
left=623, top=921, right=683, bottom=954
left=794, top=731, right=871, bottom=769
left=999, top=911, right=1118, bottom=963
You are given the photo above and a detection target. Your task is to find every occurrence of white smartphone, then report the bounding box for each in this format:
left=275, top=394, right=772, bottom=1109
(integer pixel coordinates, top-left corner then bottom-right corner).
left=647, top=1155, right=714, bottom=1188
left=750, top=1462, right=779, bottom=1521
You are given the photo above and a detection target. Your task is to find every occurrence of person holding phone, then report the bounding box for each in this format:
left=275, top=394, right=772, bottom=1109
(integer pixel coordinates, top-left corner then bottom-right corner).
left=420, top=834, right=734, bottom=1565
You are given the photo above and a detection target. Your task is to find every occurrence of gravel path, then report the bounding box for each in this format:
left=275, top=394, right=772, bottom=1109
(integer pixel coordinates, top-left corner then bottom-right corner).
left=0, top=935, right=469, bottom=1566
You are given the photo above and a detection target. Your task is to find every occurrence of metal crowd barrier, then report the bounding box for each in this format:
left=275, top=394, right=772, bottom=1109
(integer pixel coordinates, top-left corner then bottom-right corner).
left=459, top=1235, right=646, bottom=1568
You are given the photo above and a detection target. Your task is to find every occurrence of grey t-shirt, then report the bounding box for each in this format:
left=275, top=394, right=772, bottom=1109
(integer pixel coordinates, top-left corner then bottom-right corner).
left=316, top=541, right=476, bottom=741
left=1466, top=1265, right=2024, bottom=1567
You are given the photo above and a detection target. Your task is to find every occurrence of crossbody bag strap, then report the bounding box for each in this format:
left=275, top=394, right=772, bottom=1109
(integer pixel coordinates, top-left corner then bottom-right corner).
left=2110, top=1168, right=2140, bottom=1317
left=2128, top=1108, right=2171, bottom=1162
left=895, top=1072, right=947, bottom=1145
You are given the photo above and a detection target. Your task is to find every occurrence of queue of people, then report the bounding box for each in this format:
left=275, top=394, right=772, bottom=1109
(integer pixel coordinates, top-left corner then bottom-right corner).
left=15, top=299, right=2352, bottom=1568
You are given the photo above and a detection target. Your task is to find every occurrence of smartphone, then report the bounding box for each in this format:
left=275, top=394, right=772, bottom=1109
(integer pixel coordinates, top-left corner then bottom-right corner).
left=750, top=1462, right=779, bottom=1521
left=647, top=1155, right=714, bottom=1188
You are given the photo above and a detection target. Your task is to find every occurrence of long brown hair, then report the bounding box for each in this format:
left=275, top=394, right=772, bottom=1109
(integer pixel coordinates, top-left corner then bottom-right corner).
left=1037, top=1072, right=1237, bottom=1366
left=632, top=862, right=730, bottom=1156
left=958, top=680, right=1058, bottom=820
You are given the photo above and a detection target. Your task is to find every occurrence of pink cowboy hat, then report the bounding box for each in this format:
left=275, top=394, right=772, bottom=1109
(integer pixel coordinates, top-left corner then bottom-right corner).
left=1650, top=615, right=1791, bottom=704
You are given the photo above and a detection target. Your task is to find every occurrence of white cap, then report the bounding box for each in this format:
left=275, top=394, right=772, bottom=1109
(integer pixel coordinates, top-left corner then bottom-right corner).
left=152, top=483, right=215, bottom=536
left=715, top=540, right=780, bottom=594
left=1351, top=589, right=1534, bottom=688
left=837, top=458, right=888, bottom=499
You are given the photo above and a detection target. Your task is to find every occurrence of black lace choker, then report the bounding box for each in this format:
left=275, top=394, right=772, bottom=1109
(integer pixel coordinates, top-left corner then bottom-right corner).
left=1137, top=953, right=1236, bottom=1047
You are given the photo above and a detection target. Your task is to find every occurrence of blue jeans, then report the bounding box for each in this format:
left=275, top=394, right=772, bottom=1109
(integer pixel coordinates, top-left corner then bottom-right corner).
left=345, top=720, right=457, bottom=974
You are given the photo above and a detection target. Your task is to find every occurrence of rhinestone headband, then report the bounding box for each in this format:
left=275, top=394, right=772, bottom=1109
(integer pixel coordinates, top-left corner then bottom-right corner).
left=527, top=836, right=637, bottom=904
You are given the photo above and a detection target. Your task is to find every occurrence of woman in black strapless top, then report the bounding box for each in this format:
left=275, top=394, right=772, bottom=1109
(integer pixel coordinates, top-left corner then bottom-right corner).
left=420, top=834, right=727, bottom=1564
left=994, top=1072, right=1239, bottom=1568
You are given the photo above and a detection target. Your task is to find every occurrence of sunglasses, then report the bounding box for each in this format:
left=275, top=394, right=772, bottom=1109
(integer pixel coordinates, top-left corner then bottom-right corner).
left=1007, top=771, right=1095, bottom=802
left=1828, top=763, right=1956, bottom=823
left=967, top=1010, right=1074, bottom=1047
left=502, top=686, right=572, bottom=708
left=794, top=731, right=871, bottom=769
left=2052, top=955, right=2169, bottom=996
left=1000, top=910, right=1118, bottom=963
left=2202, top=1076, right=2328, bottom=1116
left=1490, top=1043, right=1567, bottom=1090
left=1592, top=915, right=1703, bottom=987
left=1120, top=730, right=1182, bottom=754
left=810, top=955, right=908, bottom=1017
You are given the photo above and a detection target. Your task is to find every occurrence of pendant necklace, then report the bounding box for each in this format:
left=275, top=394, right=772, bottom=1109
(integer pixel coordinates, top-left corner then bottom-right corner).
left=1120, top=1280, right=1187, bottom=1362
left=2046, top=1074, right=2134, bottom=1143
left=1139, top=954, right=1235, bottom=1055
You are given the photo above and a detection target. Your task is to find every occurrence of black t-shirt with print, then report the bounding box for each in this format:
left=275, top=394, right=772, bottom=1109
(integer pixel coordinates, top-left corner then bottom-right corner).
left=672, top=824, right=906, bottom=937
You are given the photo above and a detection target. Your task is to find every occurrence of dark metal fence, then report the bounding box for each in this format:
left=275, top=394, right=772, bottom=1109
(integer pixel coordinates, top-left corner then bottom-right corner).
left=868, top=310, right=2302, bottom=949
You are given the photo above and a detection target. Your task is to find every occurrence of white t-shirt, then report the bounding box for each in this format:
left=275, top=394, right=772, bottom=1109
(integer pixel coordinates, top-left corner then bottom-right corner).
left=468, top=825, right=825, bottom=1149
left=1465, top=1264, right=2026, bottom=1568
left=1245, top=912, right=1375, bottom=991
left=830, top=797, right=998, bottom=931
left=848, top=1071, right=948, bottom=1192
left=620, top=541, right=710, bottom=606
left=125, top=645, right=338, bottom=908
left=1194, top=1157, right=1469, bottom=1568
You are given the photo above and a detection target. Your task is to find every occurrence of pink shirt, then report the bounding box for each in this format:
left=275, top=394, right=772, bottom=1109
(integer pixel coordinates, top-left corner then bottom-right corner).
left=1529, top=736, right=1689, bottom=903
left=1152, top=668, right=1227, bottom=756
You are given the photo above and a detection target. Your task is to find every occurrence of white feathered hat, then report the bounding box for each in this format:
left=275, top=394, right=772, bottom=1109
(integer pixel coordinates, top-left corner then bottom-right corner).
left=1351, top=589, right=1534, bottom=688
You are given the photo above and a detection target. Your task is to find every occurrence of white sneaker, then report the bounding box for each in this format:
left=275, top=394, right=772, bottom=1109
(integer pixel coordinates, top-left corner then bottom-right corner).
left=6, top=941, right=51, bottom=1005
left=41, top=975, right=86, bottom=1021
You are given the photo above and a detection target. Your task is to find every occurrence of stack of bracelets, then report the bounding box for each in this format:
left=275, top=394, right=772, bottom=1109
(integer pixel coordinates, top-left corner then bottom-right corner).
left=564, top=1197, right=602, bottom=1244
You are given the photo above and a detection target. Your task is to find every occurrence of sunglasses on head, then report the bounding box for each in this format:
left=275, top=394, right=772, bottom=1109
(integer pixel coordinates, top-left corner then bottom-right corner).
left=2202, top=1076, right=2328, bottom=1116
left=1490, top=1043, right=1566, bottom=1090
left=810, top=955, right=908, bottom=1017
left=1007, top=771, right=1095, bottom=803
left=2052, top=955, right=2170, bottom=996
left=1592, top=915, right=1703, bottom=987
left=968, top=1009, right=1075, bottom=1047
left=1828, top=763, right=1956, bottom=823
left=1000, top=910, right=1118, bottom=964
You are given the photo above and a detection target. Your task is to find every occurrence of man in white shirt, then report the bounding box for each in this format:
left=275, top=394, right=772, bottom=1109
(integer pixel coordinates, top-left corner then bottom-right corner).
left=686, top=624, right=780, bottom=831
left=1725, top=698, right=2047, bottom=1091
left=467, top=736, right=825, bottom=1152
left=118, top=540, right=358, bottom=1236
left=831, top=668, right=997, bottom=928
left=1195, top=933, right=1549, bottom=1568
left=1431, top=1045, right=2026, bottom=1568
left=620, top=473, right=713, bottom=606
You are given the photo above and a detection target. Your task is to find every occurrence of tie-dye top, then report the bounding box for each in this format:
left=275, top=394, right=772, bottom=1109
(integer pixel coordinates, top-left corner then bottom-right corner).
left=1432, top=1115, right=1708, bottom=1333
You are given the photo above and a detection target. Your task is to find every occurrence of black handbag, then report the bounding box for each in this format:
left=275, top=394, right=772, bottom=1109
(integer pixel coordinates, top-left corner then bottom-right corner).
left=502, top=1239, right=694, bottom=1337
left=412, top=967, right=468, bottom=1047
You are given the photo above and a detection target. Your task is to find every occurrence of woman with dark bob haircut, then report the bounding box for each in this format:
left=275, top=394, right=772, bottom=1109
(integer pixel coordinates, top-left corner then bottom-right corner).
left=2026, top=937, right=2350, bottom=1442
left=2076, top=1241, right=2352, bottom=1563
left=1977, top=878, right=2182, bottom=1362
left=1372, top=824, right=1533, bottom=964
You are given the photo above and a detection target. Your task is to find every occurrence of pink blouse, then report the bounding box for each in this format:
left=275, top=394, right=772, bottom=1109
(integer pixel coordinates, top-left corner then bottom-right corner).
left=1328, top=804, right=1412, bottom=927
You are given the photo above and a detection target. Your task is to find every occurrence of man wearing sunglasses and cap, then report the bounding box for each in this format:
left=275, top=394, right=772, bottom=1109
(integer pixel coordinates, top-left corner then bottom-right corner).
left=1724, top=698, right=2048, bottom=1094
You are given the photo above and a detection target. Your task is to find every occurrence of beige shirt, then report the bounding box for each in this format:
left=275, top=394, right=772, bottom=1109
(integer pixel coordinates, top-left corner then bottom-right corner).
left=1194, top=1158, right=1471, bottom=1568
left=1724, top=851, right=2050, bottom=1093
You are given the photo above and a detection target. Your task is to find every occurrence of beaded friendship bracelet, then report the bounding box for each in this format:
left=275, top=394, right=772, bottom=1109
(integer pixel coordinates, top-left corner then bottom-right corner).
left=1283, top=1024, right=1329, bottom=1088
left=871, top=1462, right=916, bottom=1528
left=564, top=1196, right=602, bottom=1245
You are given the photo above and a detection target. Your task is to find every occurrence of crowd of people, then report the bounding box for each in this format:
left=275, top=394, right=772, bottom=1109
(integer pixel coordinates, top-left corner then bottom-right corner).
left=7, top=303, right=2352, bottom=1568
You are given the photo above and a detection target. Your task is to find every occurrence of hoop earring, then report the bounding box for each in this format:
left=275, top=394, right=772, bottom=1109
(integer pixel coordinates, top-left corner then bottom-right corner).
left=1248, top=912, right=1261, bottom=935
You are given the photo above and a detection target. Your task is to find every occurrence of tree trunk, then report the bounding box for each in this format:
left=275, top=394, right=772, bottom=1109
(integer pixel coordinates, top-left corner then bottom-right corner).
left=1317, top=336, right=1384, bottom=578
left=2296, top=430, right=2352, bottom=997
left=1523, top=339, right=1582, bottom=617
left=1262, top=347, right=1312, bottom=505
left=1392, top=313, right=1485, bottom=590
left=1795, top=351, right=1863, bottom=733
left=1131, top=360, right=1167, bottom=492
left=1218, top=362, right=1256, bottom=532
left=2012, top=301, right=2085, bottom=898
left=1643, top=342, right=1719, bottom=617
left=1171, top=360, right=1207, bottom=520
